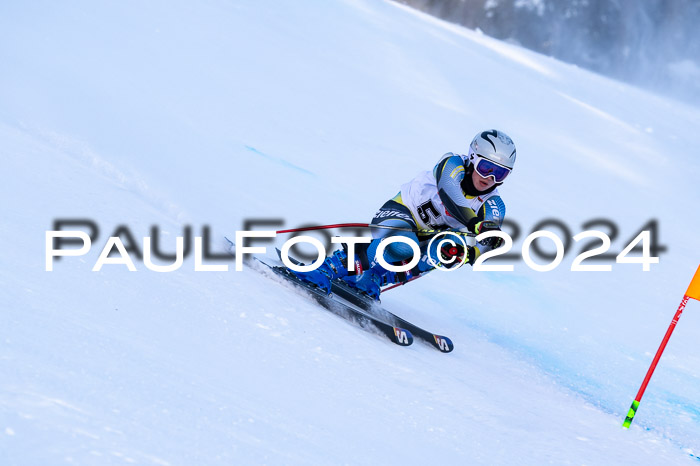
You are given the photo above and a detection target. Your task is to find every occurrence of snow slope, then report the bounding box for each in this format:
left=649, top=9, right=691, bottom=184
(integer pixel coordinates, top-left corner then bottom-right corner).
left=1, top=0, right=700, bottom=464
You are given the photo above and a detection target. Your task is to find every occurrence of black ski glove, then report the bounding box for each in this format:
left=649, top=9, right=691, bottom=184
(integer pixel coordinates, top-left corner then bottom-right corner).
left=466, top=218, right=504, bottom=249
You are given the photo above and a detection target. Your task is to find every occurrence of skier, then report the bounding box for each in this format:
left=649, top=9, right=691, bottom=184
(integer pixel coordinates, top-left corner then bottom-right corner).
left=291, top=129, right=516, bottom=300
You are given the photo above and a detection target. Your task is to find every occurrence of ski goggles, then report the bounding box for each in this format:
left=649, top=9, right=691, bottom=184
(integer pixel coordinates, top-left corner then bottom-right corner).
left=473, top=156, right=511, bottom=182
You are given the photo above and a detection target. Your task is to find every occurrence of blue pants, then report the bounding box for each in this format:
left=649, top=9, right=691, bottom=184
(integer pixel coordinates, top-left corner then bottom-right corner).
left=366, top=198, right=420, bottom=267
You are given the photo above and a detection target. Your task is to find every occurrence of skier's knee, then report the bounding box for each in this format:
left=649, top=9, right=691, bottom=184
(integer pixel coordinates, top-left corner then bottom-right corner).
left=382, top=239, right=416, bottom=262
left=368, top=232, right=419, bottom=265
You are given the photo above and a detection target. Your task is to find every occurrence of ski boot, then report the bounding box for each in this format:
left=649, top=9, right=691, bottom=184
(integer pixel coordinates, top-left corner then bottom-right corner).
left=289, top=249, right=349, bottom=294
left=342, top=262, right=397, bottom=301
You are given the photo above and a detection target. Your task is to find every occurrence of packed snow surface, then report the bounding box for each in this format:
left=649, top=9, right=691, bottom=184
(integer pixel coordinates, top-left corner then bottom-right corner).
left=1, top=0, right=700, bottom=464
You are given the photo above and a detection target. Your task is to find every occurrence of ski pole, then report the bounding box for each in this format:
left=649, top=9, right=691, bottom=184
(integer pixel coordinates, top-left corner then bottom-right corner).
left=383, top=276, right=421, bottom=292
left=623, top=265, right=700, bottom=428
left=275, top=223, right=370, bottom=234
left=274, top=223, right=475, bottom=237
left=382, top=272, right=432, bottom=293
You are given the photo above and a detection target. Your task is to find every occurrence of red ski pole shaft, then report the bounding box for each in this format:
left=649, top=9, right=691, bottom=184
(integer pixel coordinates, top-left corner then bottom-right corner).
left=275, top=223, right=476, bottom=236
left=382, top=275, right=422, bottom=293
left=622, top=294, right=690, bottom=428
left=275, top=223, right=370, bottom=234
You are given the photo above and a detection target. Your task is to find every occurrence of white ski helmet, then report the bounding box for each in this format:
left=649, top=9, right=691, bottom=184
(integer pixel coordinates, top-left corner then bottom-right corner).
left=468, top=130, right=516, bottom=182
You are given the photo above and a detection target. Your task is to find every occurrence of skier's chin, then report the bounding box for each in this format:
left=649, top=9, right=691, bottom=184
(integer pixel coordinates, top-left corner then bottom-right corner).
left=476, top=181, right=493, bottom=191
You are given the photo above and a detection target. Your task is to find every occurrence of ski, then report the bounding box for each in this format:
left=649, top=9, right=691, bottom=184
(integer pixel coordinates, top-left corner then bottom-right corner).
left=329, top=280, right=454, bottom=353
left=255, top=258, right=413, bottom=347
left=224, top=238, right=413, bottom=347
left=273, top=247, right=454, bottom=353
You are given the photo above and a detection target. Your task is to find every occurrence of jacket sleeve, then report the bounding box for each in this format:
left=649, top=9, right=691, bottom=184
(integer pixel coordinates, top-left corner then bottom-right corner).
left=473, top=195, right=507, bottom=256
left=477, top=195, right=506, bottom=227
left=433, top=153, right=477, bottom=228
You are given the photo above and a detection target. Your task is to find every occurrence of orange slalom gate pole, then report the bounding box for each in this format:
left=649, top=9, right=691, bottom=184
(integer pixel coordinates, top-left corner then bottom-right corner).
left=623, top=265, right=700, bottom=428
